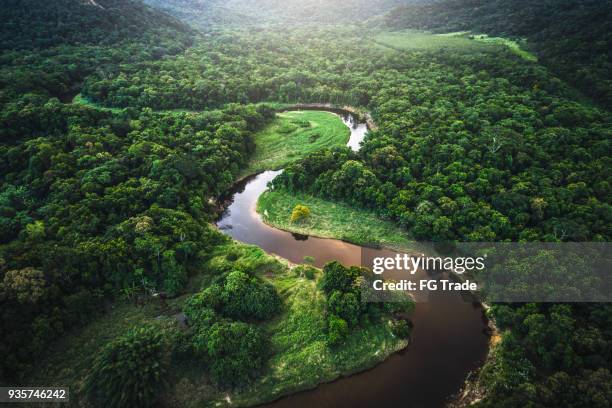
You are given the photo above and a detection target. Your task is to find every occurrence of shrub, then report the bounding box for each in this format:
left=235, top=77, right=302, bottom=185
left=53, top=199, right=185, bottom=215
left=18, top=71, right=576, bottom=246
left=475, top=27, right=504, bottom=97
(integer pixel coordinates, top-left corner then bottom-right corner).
left=328, top=290, right=361, bottom=327
left=327, top=314, right=349, bottom=346
left=85, top=324, right=171, bottom=408
left=293, top=264, right=317, bottom=279
left=221, top=271, right=281, bottom=320
left=320, top=261, right=360, bottom=295
left=290, top=204, right=311, bottom=223
left=206, top=321, right=266, bottom=387
left=277, top=123, right=297, bottom=134
left=303, top=266, right=316, bottom=280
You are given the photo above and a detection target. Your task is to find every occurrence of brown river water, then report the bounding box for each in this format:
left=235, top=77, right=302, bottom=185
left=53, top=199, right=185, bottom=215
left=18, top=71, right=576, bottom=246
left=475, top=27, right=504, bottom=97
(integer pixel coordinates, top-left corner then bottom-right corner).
left=217, top=111, right=490, bottom=408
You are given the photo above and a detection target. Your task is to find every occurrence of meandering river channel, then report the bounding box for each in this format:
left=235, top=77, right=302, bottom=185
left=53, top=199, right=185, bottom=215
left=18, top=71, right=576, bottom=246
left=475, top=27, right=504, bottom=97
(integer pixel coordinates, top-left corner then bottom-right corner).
left=217, top=111, right=490, bottom=408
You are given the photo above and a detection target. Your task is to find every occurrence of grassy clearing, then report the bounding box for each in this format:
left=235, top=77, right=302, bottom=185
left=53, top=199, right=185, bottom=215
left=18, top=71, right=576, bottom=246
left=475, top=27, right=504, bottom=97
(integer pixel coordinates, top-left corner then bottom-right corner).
left=468, top=33, right=537, bottom=61
left=71, top=93, right=200, bottom=115
left=26, top=242, right=406, bottom=408
left=258, top=189, right=414, bottom=252
left=241, top=110, right=350, bottom=177
left=373, top=29, right=492, bottom=52
left=72, top=93, right=125, bottom=113
left=373, top=30, right=537, bottom=61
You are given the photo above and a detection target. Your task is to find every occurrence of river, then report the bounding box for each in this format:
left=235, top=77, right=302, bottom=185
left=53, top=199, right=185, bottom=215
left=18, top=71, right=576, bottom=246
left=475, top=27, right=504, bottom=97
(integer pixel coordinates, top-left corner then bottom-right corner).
left=217, top=111, right=490, bottom=408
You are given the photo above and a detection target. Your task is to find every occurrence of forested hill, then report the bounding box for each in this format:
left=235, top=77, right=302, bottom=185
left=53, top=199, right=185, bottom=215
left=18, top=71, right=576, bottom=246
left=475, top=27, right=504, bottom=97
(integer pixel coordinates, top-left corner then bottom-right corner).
left=143, top=0, right=423, bottom=28
left=0, top=0, right=195, bottom=105
left=379, top=0, right=612, bottom=108
left=0, top=0, right=194, bottom=50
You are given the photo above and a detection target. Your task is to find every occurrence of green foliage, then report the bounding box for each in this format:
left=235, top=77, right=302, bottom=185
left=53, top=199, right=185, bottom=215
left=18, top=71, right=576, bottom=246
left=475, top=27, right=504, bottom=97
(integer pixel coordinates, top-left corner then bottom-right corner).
left=0, top=0, right=193, bottom=51
left=380, top=0, right=612, bottom=106
left=320, top=261, right=413, bottom=347
left=290, top=204, right=311, bottom=223
left=85, top=323, right=172, bottom=408
left=294, top=264, right=317, bottom=280
left=205, top=321, right=267, bottom=387
left=188, top=271, right=281, bottom=321
left=144, top=0, right=413, bottom=28
left=243, top=111, right=350, bottom=176
left=221, top=271, right=282, bottom=321
left=390, top=319, right=411, bottom=338
left=478, top=303, right=612, bottom=406
left=1, top=1, right=611, bottom=404
left=0, top=100, right=275, bottom=379
left=328, top=290, right=361, bottom=326
left=320, top=261, right=360, bottom=295
left=327, top=314, right=349, bottom=346
left=257, top=189, right=414, bottom=250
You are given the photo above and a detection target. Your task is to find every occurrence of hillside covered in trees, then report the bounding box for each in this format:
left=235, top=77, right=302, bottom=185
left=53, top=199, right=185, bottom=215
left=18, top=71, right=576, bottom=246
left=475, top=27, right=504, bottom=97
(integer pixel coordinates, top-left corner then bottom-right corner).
left=379, top=0, right=612, bottom=107
left=1, top=0, right=611, bottom=407
left=143, top=0, right=421, bottom=28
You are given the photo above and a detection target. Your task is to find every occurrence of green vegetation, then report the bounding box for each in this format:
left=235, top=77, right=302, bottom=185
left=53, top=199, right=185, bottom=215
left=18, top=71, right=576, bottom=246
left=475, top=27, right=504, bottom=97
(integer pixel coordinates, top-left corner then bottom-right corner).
left=144, top=0, right=414, bottom=28
left=290, top=204, right=311, bottom=223
left=258, top=190, right=413, bottom=251
left=380, top=0, right=612, bottom=106
left=2, top=1, right=611, bottom=406
left=469, top=33, right=536, bottom=62
left=373, top=29, right=493, bottom=52
left=25, top=242, right=410, bottom=407
left=85, top=323, right=174, bottom=408
left=242, top=111, right=350, bottom=176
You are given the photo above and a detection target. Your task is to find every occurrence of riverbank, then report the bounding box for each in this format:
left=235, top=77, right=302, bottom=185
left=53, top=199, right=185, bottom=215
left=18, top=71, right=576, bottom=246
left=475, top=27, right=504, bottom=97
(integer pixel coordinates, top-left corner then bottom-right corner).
left=25, top=241, right=409, bottom=408
left=257, top=189, right=415, bottom=253
left=241, top=110, right=351, bottom=177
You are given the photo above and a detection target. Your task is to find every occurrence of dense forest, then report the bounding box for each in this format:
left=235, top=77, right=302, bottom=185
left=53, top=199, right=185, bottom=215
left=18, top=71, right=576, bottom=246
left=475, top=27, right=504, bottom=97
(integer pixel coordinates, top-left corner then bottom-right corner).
left=1, top=0, right=611, bottom=406
left=143, top=0, right=419, bottom=28
left=379, top=0, right=612, bottom=107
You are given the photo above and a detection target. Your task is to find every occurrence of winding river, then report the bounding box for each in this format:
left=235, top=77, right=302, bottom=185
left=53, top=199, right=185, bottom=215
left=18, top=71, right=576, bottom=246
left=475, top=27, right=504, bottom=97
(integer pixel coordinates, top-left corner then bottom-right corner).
left=217, top=111, right=490, bottom=408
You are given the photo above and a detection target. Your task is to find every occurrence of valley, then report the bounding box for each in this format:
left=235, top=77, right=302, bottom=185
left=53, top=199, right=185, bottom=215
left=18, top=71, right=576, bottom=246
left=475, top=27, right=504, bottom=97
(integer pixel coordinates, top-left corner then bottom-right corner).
left=1, top=1, right=610, bottom=407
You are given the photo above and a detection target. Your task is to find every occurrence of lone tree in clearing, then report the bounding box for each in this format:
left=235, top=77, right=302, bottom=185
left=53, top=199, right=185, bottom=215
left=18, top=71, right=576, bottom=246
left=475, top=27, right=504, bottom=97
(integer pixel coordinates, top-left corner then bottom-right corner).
left=291, top=204, right=311, bottom=223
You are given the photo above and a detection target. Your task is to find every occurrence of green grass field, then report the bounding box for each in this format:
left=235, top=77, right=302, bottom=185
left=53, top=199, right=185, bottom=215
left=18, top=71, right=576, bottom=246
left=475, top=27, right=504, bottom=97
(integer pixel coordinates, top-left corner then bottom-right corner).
left=373, top=30, right=537, bottom=61
left=373, top=30, right=491, bottom=52
left=26, top=242, right=406, bottom=408
left=258, top=189, right=414, bottom=252
left=241, top=110, right=350, bottom=177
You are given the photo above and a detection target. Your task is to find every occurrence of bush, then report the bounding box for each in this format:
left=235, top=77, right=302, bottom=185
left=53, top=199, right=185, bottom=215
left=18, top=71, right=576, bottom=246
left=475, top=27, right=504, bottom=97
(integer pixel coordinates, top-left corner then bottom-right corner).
left=277, top=123, right=297, bottom=134
left=293, top=264, right=317, bottom=279
left=206, top=321, right=266, bottom=387
left=328, top=290, right=361, bottom=327
left=290, top=204, right=311, bottom=223
left=85, top=324, right=172, bottom=408
left=221, top=271, right=281, bottom=320
left=320, top=261, right=360, bottom=295
left=327, top=314, right=349, bottom=346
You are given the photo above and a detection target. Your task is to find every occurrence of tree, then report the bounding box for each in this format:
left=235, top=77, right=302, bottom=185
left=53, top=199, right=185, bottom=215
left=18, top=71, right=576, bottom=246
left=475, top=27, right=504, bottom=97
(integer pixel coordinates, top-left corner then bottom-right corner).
left=1, top=267, right=46, bottom=304
left=328, top=290, right=361, bottom=327
left=327, top=314, right=349, bottom=346
left=205, top=321, right=266, bottom=387
left=290, top=204, right=311, bottom=223
left=85, top=324, right=172, bottom=408
left=221, top=271, right=281, bottom=321
left=320, top=261, right=360, bottom=295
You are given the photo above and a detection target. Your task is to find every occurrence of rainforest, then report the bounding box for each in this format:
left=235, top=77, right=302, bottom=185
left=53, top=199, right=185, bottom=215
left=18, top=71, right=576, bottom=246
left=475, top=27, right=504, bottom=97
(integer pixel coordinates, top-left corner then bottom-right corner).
left=1, top=0, right=611, bottom=407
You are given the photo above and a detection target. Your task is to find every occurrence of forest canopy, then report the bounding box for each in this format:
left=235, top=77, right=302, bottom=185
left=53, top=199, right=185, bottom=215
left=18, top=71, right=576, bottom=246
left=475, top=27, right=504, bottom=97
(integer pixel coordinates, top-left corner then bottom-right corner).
left=1, top=1, right=611, bottom=407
